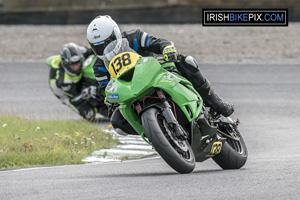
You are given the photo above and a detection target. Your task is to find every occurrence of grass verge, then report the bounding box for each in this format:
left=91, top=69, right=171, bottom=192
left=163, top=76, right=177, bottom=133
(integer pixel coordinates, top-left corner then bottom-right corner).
left=0, top=115, right=118, bottom=169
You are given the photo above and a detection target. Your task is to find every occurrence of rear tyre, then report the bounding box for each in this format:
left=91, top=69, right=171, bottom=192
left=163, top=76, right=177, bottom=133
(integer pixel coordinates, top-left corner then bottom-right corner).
left=141, top=108, right=195, bottom=174
left=213, top=127, right=247, bottom=169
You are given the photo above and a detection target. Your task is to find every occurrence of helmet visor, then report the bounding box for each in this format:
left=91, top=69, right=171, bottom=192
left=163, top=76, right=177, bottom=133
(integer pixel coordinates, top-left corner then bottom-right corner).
left=62, top=61, right=82, bottom=76
left=90, top=40, right=106, bottom=56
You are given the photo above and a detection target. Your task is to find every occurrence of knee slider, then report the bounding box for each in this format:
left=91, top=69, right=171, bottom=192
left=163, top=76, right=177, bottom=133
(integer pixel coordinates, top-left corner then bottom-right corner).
left=184, top=56, right=199, bottom=69
left=79, top=107, right=96, bottom=121
left=85, top=109, right=96, bottom=120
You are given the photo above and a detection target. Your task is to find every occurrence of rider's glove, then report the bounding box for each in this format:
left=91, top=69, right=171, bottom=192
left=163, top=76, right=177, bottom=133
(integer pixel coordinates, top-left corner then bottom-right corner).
left=163, top=45, right=177, bottom=61
left=104, top=96, right=112, bottom=106
left=81, top=86, right=97, bottom=99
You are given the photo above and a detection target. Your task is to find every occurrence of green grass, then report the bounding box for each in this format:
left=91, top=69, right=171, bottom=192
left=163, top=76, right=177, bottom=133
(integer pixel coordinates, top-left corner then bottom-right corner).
left=0, top=115, right=118, bottom=169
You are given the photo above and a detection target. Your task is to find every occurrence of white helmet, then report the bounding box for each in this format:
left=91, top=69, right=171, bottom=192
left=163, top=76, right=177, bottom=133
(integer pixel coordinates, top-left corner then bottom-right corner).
left=87, top=15, right=122, bottom=60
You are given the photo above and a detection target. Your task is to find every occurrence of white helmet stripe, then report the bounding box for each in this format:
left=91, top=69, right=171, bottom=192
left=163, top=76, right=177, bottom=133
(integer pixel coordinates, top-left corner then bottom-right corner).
left=141, top=32, right=148, bottom=47
left=96, top=76, right=108, bottom=81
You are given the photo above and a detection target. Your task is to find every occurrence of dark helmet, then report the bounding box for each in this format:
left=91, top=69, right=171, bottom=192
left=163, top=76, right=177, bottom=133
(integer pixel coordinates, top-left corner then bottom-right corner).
left=60, top=43, right=84, bottom=76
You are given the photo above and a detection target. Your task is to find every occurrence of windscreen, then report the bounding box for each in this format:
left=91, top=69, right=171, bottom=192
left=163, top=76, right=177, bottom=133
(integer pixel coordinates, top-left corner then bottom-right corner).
left=103, top=38, right=136, bottom=69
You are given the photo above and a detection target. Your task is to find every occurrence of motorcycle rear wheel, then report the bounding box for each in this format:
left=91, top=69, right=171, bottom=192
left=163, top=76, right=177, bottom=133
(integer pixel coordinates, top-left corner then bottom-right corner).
left=141, top=108, right=195, bottom=174
left=213, top=127, right=247, bottom=169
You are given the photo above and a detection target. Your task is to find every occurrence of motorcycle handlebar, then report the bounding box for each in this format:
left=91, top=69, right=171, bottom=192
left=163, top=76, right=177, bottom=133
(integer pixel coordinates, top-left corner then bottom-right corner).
left=158, top=59, right=179, bottom=65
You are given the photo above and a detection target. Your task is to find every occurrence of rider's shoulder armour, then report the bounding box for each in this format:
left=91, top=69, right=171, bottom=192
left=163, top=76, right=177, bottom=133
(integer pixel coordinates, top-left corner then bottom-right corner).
left=46, top=55, right=61, bottom=69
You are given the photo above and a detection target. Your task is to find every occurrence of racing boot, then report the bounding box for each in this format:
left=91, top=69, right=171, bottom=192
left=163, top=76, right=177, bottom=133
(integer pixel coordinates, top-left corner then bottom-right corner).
left=195, top=80, right=234, bottom=117
left=176, top=54, right=234, bottom=117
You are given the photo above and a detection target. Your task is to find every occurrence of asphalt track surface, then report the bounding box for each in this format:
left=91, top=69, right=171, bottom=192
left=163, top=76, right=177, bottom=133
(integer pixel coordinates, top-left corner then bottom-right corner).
left=1, top=62, right=300, bottom=199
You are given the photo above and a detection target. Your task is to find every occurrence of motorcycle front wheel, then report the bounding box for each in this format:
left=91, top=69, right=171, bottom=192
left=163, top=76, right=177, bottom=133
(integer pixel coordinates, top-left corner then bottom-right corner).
left=141, top=108, right=195, bottom=174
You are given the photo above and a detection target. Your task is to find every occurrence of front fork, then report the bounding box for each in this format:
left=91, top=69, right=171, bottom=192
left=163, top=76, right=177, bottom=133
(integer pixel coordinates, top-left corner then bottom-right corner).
left=156, top=90, right=187, bottom=140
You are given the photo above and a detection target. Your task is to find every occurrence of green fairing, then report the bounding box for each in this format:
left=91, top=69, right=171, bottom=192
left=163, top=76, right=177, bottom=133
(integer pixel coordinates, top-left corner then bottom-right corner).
left=82, top=55, right=97, bottom=80
left=105, top=57, right=203, bottom=139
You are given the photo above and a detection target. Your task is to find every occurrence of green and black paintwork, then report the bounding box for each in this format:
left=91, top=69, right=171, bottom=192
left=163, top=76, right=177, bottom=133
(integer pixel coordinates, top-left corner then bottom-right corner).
left=105, top=52, right=247, bottom=173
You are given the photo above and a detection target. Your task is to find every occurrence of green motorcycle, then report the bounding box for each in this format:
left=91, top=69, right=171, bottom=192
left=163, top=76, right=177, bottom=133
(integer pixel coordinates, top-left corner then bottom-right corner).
left=104, top=41, right=247, bottom=174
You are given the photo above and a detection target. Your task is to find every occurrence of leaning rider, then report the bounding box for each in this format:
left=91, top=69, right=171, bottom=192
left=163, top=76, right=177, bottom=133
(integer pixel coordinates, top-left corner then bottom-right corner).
left=86, top=15, right=234, bottom=134
left=46, top=43, right=108, bottom=122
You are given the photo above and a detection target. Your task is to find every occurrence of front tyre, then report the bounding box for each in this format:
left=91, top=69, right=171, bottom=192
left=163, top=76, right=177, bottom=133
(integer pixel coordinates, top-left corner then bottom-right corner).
left=141, top=108, right=195, bottom=174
